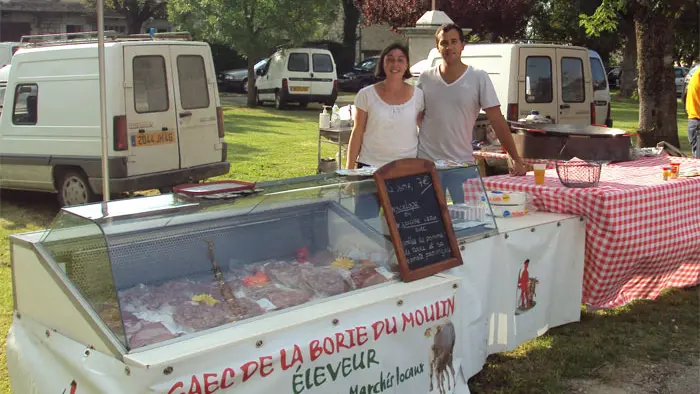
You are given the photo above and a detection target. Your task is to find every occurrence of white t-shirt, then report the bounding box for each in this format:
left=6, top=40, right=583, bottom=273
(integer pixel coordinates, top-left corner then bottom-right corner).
left=417, top=65, right=500, bottom=162
left=353, top=84, right=425, bottom=167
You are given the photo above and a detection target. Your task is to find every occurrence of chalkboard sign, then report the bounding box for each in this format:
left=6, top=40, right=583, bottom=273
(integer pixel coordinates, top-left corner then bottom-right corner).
left=373, top=158, right=463, bottom=282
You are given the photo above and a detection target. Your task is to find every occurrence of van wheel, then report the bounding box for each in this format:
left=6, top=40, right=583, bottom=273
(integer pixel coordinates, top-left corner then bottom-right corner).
left=275, top=90, right=286, bottom=110
left=242, top=78, right=248, bottom=94
left=57, top=170, right=97, bottom=207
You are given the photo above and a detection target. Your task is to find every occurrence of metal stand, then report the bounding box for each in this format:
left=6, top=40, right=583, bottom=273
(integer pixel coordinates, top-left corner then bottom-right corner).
left=317, top=126, right=352, bottom=173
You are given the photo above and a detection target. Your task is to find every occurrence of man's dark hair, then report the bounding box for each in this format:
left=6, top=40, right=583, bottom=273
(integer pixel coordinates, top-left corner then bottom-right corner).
left=375, top=42, right=412, bottom=80
left=435, top=23, right=465, bottom=44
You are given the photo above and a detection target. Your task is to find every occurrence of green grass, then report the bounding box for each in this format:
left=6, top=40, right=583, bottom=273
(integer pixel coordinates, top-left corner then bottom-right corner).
left=0, top=96, right=697, bottom=393
left=215, top=105, right=342, bottom=181
left=468, top=287, right=699, bottom=393
left=610, top=92, right=692, bottom=154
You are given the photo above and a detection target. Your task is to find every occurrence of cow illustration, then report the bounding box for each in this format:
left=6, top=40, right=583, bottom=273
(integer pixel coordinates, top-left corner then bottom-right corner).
left=429, top=322, right=456, bottom=394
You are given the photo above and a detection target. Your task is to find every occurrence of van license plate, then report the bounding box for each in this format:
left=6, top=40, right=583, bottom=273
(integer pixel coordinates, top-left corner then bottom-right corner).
left=132, top=131, right=175, bottom=147
left=290, top=86, right=309, bottom=92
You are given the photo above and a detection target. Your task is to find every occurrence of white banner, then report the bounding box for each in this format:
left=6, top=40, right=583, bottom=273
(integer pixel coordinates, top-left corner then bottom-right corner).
left=8, top=277, right=469, bottom=394
left=447, top=214, right=585, bottom=378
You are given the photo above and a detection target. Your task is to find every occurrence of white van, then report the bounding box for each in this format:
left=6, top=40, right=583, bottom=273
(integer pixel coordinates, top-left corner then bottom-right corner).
left=588, top=49, right=612, bottom=127
left=0, top=33, right=230, bottom=206
left=426, top=43, right=599, bottom=125
left=255, top=47, right=337, bottom=109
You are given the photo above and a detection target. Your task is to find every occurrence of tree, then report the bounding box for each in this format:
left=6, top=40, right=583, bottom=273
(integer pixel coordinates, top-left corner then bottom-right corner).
left=354, top=0, right=426, bottom=30
left=168, top=0, right=337, bottom=107
left=582, top=0, right=693, bottom=147
left=443, top=0, right=538, bottom=42
left=673, top=2, right=699, bottom=66
left=341, top=0, right=361, bottom=72
left=576, top=0, right=636, bottom=97
left=83, top=0, right=168, bottom=34
left=355, top=0, right=536, bottom=42
left=531, top=0, right=621, bottom=66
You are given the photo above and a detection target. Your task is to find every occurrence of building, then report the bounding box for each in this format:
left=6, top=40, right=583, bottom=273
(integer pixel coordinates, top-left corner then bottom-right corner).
left=0, top=0, right=171, bottom=42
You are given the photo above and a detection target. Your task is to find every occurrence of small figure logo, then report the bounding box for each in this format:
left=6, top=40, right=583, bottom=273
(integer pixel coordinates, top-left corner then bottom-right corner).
left=62, top=380, right=77, bottom=394
left=429, top=322, right=456, bottom=394
left=516, top=259, right=539, bottom=315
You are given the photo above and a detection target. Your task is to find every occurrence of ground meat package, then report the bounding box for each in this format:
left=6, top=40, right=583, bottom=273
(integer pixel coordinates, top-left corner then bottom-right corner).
left=300, top=266, right=353, bottom=297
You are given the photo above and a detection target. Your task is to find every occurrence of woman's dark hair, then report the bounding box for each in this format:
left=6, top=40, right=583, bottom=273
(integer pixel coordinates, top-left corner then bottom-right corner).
left=435, top=23, right=465, bottom=43
left=375, top=43, right=412, bottom=80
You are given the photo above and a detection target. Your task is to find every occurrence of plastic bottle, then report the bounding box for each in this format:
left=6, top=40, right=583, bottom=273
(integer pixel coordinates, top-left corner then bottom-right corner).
left=331, top=105, right=340, bottom=127
left=319, top=106, right=330, bottom=128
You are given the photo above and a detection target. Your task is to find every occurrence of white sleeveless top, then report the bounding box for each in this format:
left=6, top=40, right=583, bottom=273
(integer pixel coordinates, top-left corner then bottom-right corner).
left=353, top=84, right=425, bottom=167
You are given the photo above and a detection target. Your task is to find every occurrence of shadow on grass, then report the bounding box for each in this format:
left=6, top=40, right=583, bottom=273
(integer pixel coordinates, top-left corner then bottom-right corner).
left=468, top=286, right=700, bottom=393
left=225, top=143, right=264, bottom=163
left=0, top=189, right=58, bottom=231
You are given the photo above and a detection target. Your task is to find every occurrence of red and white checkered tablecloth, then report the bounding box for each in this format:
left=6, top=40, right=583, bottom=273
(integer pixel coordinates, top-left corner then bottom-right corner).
left=467, top=155, right=700, bottom=308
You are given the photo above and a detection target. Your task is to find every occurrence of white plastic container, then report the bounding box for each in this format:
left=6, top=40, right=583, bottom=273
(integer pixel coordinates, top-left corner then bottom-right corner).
left=319, top=106, right=330, bottom=128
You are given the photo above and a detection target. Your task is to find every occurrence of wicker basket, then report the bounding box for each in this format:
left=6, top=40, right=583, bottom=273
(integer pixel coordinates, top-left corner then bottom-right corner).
left=555, top=159, right=602, bottom=188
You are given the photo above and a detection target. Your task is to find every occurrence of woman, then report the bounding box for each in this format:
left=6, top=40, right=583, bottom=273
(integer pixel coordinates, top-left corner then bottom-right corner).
left=346, top=43, right=424, bottom=170
left=345, top=43, right=424, bottom=218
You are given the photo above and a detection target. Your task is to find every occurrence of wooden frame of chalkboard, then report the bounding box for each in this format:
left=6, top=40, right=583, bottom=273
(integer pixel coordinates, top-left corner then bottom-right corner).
left=373, top=158, right=463, bottom=282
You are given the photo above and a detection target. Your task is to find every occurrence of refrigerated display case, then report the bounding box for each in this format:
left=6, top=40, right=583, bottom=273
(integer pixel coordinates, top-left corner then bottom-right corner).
left=7, top=166, right=494, bottom=393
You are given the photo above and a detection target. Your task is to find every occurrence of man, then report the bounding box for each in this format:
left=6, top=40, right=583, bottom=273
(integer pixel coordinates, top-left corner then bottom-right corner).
left=686, top=68, right=700, bottom=158
left=417, top=23, right=527, bottom=203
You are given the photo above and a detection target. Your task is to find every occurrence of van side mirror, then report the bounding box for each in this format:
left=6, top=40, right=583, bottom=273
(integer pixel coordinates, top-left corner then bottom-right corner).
left=256, top=68, right=263, bottom=76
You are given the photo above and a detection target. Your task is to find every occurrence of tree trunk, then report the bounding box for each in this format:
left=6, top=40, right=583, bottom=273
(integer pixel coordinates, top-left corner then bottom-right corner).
left=125, top=14, right=145, bottom=34
left=634, top=7, right=680, bottom=148
left=619, top=21, right=637, bottom=98
left=247, top=57, right=257, bottom=107
left=341, top=0, right=361, bottom=74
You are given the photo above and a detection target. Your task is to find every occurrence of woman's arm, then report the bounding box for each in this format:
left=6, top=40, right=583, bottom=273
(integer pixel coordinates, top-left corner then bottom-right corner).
left=346, top=108, right=368, bottom=169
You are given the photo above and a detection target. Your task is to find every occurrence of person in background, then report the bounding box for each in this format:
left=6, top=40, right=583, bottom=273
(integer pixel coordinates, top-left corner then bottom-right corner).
left=417, top=23, right=528, bottom=204
left=686, top=68, right=700, bottom=158
left=346, top=43, right=425, bottom=218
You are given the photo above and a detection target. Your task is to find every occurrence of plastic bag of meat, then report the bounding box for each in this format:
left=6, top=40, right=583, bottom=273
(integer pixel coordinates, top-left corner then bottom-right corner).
left=244, top=284, right=314, bottom=311
left=261, top=261, right=306, bottom=289
left=350, top=267, right=390, bottom=288
left=300, top=266, right=352, bottom=297
left=173, top=297, right=263, bottom=332
left=128, top=321, right=179, bottom=349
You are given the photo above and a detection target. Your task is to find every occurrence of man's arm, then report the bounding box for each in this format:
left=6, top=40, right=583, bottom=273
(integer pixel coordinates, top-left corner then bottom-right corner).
left=484, top=106, right=527, bottom=175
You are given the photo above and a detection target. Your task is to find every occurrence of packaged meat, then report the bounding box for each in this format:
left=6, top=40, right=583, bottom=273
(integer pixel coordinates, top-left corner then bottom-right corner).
left=173, top=298, right=263, bottom=332
left=261, top=261, right=305, bottom=289
left=245, top=284, right=314, bottom=310
left=301, top=266, right=352, bottom=296
left=128, top=321, right=179, bottom=349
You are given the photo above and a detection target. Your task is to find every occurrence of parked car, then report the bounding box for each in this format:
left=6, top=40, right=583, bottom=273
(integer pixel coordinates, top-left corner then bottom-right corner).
left=426, top=43, right=600, bottom=125
left=338, top=56, right=378, bottom=92
left=217, top=58, right=269, bottom=93
left=675, top=66, right=688, bottom=98
left=589, top=50, right=613, bottom=127
left=410, top=59, right=429, bottom=78
left=681, top=63, right=699, bottom=106
left=255, top=47, right=337, bottom=109
left=0, top=33, right=230, bottom=207
left=607, top=66, right=621, bottom=89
